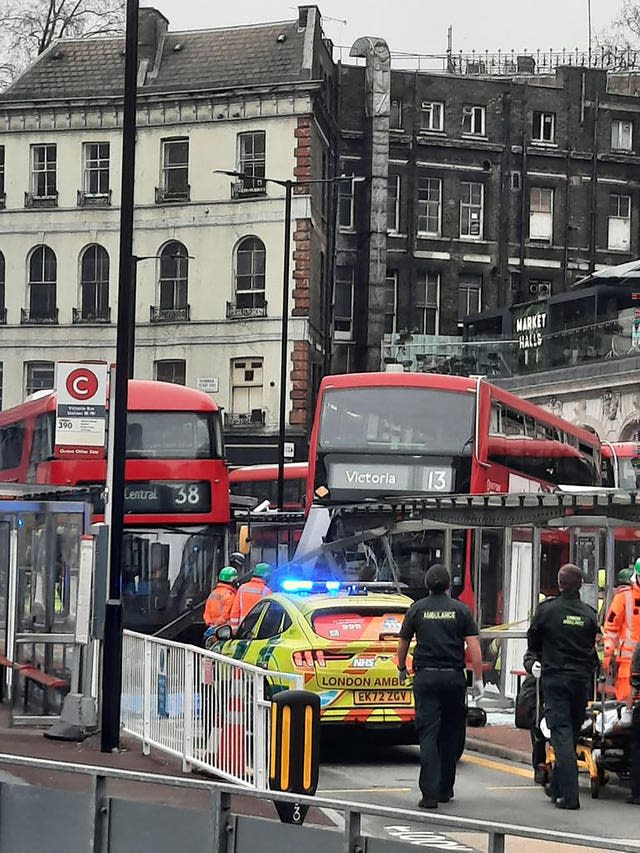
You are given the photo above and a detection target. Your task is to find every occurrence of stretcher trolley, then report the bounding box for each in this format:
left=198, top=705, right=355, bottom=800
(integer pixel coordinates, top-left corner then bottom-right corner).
left=543, top=679, right=633, bottom=799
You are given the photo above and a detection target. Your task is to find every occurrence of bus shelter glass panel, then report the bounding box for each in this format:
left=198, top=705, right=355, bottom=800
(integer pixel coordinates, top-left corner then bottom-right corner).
left=11, top=506, right=88, bottom=718
left=16, top=512, right=83, bottom=636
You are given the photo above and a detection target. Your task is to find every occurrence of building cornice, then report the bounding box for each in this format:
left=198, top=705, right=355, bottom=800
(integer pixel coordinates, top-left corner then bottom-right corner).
left=0, top=80, right=326, bottom=132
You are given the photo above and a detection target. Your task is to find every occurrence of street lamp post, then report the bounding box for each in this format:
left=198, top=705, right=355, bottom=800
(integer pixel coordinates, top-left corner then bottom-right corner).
left=214, top=170, right=363, bottom=511
left=101, top=0, right=139, bottom=753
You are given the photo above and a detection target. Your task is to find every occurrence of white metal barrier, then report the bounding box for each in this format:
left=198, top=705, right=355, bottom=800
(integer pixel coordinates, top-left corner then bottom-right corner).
left=121, top=630, right=302, bottom=789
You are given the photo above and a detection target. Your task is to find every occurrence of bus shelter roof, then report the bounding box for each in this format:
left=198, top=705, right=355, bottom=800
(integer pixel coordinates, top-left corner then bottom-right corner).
left=0, top=483, right=100, bottom=501
left=331, top=489, right=640, bottom=529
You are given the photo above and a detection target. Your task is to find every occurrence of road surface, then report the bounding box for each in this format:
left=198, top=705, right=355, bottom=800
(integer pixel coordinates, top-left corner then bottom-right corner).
left=318, top=731, right=640, bottom=852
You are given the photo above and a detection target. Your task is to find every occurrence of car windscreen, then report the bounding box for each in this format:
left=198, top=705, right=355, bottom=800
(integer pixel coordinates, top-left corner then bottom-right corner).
left=318, top=387, right=474, bottom=455
left=310, top=607, right=407, bottom=641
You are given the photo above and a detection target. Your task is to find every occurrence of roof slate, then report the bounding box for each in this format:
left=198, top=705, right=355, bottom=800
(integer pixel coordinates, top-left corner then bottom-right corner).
left=1, top=20, right=308, bottom=103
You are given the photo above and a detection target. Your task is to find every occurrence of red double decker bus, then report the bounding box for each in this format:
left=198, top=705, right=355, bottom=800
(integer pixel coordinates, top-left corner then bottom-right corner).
left=305, top=373, right=601, bottom=610
left=229, top=462, right=308, bottom=511
left=0, top=380, right=229, bottom=635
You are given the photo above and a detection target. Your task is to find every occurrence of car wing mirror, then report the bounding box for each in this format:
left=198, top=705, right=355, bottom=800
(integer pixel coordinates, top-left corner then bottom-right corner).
left=215, top=625, right=232, bottom=642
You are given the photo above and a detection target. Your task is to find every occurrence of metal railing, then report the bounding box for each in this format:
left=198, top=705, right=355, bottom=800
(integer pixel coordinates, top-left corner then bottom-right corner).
left=333, top=44, right=640, bottom=74
left=121, top=630, right=302, bottom=789
left=0, top=753, right=638, bottom=852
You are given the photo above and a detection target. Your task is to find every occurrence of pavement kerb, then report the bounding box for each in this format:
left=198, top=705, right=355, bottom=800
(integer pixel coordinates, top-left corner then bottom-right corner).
left=464, top=735, right=530, bottom=767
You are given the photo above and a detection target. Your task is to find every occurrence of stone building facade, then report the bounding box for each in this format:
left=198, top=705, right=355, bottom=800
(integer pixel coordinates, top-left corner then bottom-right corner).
left=0, top=5, right=337, bottom=463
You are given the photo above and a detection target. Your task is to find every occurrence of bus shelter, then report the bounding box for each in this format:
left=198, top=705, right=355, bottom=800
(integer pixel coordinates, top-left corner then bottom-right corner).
left=0, top=494, right=95, bottom=724
left=287, top=490, right=640, bottom=700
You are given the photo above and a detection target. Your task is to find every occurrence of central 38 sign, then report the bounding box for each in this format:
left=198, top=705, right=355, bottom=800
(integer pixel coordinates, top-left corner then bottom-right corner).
left=54, top=361, right=108, bottom=458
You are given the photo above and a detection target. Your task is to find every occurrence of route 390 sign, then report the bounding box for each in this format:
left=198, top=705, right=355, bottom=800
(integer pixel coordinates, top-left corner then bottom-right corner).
left=54, top=361, right=108, bottom=459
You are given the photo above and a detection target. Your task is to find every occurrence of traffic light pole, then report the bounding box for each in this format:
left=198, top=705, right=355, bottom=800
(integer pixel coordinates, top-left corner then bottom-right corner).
left=101, top=0, right=139, bottom=752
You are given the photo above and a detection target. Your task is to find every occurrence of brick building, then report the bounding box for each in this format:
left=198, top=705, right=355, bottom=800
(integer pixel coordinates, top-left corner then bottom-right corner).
left=335, top=49, right=640, bottom=385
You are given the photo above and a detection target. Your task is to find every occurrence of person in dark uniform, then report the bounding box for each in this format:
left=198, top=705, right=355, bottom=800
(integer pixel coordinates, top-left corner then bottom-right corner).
left=397, top=564, right=483, bottom=810
left=525, top=563, right=600, bottom=810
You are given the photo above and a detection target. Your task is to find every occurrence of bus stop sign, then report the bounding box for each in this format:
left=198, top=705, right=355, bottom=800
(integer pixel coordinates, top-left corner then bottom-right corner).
left=54, top=362, right=108, bottom=459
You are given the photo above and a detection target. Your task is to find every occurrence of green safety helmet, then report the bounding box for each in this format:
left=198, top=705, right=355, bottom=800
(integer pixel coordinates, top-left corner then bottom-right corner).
left=254, top=562, right=270, bottom=578
left=633, top=557, right=640, bottom=582
left=617, top=567, right=633, bottom=586
left=219, top=566, right=238, bottom=584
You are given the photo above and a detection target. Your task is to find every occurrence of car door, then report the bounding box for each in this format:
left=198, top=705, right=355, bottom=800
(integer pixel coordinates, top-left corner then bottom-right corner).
left=254, top=602, right=293, bottom=669
left=222, top=600, right=269, bottom=662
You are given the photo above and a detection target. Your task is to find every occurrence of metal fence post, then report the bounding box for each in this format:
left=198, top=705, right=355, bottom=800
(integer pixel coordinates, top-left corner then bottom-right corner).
left=344, top=808, right=363, bottom=853
left=253, top=671, right=267, bottom=790
left=210, top=787, right=232, bottom=853
left=90, top=774, right=109, bottom=853
left=183, top=647, right=194, bottom=773
left=143, top=638, right=152, bottom=755
left=488, top=831, right=506, bottom=853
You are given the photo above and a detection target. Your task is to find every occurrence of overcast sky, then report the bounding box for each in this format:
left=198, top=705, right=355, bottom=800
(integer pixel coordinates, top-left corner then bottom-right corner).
left=154, top=0, right=625, bottom=55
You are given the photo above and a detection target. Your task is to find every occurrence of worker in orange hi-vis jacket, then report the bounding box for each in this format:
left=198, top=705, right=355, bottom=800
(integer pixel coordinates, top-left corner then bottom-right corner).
left=603, top=558, right=640, bottom=702
left=203, top=567, right=238, bottom=629
left=229, top=562, right=271, bottom=631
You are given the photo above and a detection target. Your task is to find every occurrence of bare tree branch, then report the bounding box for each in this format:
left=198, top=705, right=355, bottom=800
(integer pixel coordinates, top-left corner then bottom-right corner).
left=596, top=0, right=640, bottom=60
left=0, top=0, right=124, bottom=88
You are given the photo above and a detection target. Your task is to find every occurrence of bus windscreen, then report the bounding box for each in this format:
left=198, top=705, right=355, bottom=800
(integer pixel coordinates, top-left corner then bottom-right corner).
left=318, top=387, right=474, bottom=456
left=126, top=412, right=222, bottom=459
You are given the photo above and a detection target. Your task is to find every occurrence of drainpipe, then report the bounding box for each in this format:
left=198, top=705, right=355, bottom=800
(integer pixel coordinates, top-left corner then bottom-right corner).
left=349, top=37, right=391, bottom=372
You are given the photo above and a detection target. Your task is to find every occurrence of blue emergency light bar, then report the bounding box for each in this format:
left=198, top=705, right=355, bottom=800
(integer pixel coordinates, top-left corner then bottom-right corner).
left=279, top=579, right=403, bottom=596
left=281, top=579, right=340, bottom=594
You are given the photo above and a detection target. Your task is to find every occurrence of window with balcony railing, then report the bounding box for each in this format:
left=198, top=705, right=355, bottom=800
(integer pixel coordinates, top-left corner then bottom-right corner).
left=24, top=245, right=57, bottom=323
left=233, top=131, right=266, bottom=198
left=156, top=139, right=190, bottom=202
left=0, top=145, right=5, bottom=210
left=78, top=142, right=110, bottom=206
left=0, top=250, right=4, bottom=325
left=75, top=244, right=110, bottom=322
left=27, top=145, right=57, bottom=207
left=230, top=237, right=266, bottom=316
left=229, top=357, right=264, bottom=426
left=151, top=241, right=190, bottom=322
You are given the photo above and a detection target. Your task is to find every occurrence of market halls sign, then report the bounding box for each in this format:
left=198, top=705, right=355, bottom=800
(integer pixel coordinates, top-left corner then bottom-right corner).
left=515, top=310, right=547, bottom=350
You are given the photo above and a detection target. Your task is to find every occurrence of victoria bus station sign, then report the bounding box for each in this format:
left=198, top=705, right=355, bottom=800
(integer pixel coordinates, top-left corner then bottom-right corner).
left=54, top=362, right=108, bottom=458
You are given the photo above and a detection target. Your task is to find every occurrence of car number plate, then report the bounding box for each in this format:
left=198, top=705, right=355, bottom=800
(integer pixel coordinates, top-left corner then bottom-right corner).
left=353, top=690, right=412, bottom=706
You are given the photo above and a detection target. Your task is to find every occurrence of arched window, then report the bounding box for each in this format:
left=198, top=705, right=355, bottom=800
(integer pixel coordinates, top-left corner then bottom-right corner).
left=28, top=245, right=57, bottom=322
left=235, top=237, right=265, bottom=310
left=0, top=251, right=5, bottom=323
left=79, top=244, right=110, bottom=322
left=156, top=241, right=189, bottom=320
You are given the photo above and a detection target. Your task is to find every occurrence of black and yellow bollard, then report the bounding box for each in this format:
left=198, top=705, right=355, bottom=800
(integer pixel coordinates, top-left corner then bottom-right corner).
left=269, top=690, right=320, bottom=825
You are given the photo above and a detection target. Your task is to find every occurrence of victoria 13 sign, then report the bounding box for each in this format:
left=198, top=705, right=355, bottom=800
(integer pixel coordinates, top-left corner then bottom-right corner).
left=54, top=362, right=108, bottom=458
left=327, top=462, right=453, bottom=494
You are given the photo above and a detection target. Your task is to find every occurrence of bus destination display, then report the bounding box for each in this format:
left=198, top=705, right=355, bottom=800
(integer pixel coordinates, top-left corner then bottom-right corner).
left=327, top=462, right=452, bottom=493
left=124, top=481, right=211, bottom=514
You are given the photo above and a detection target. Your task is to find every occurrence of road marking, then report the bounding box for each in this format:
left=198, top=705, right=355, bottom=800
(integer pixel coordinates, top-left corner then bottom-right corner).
left=386, top=825, right=475, bottom=851
left=461, top=752, right=532, bottom=779
left=319, top=786, right=412, bottom=794
left=486, top=785, right=539, bottom=790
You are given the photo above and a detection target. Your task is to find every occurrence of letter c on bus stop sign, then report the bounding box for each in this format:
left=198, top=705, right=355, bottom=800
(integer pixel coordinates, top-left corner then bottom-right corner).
left=66, top=368, right=99, bottom=401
